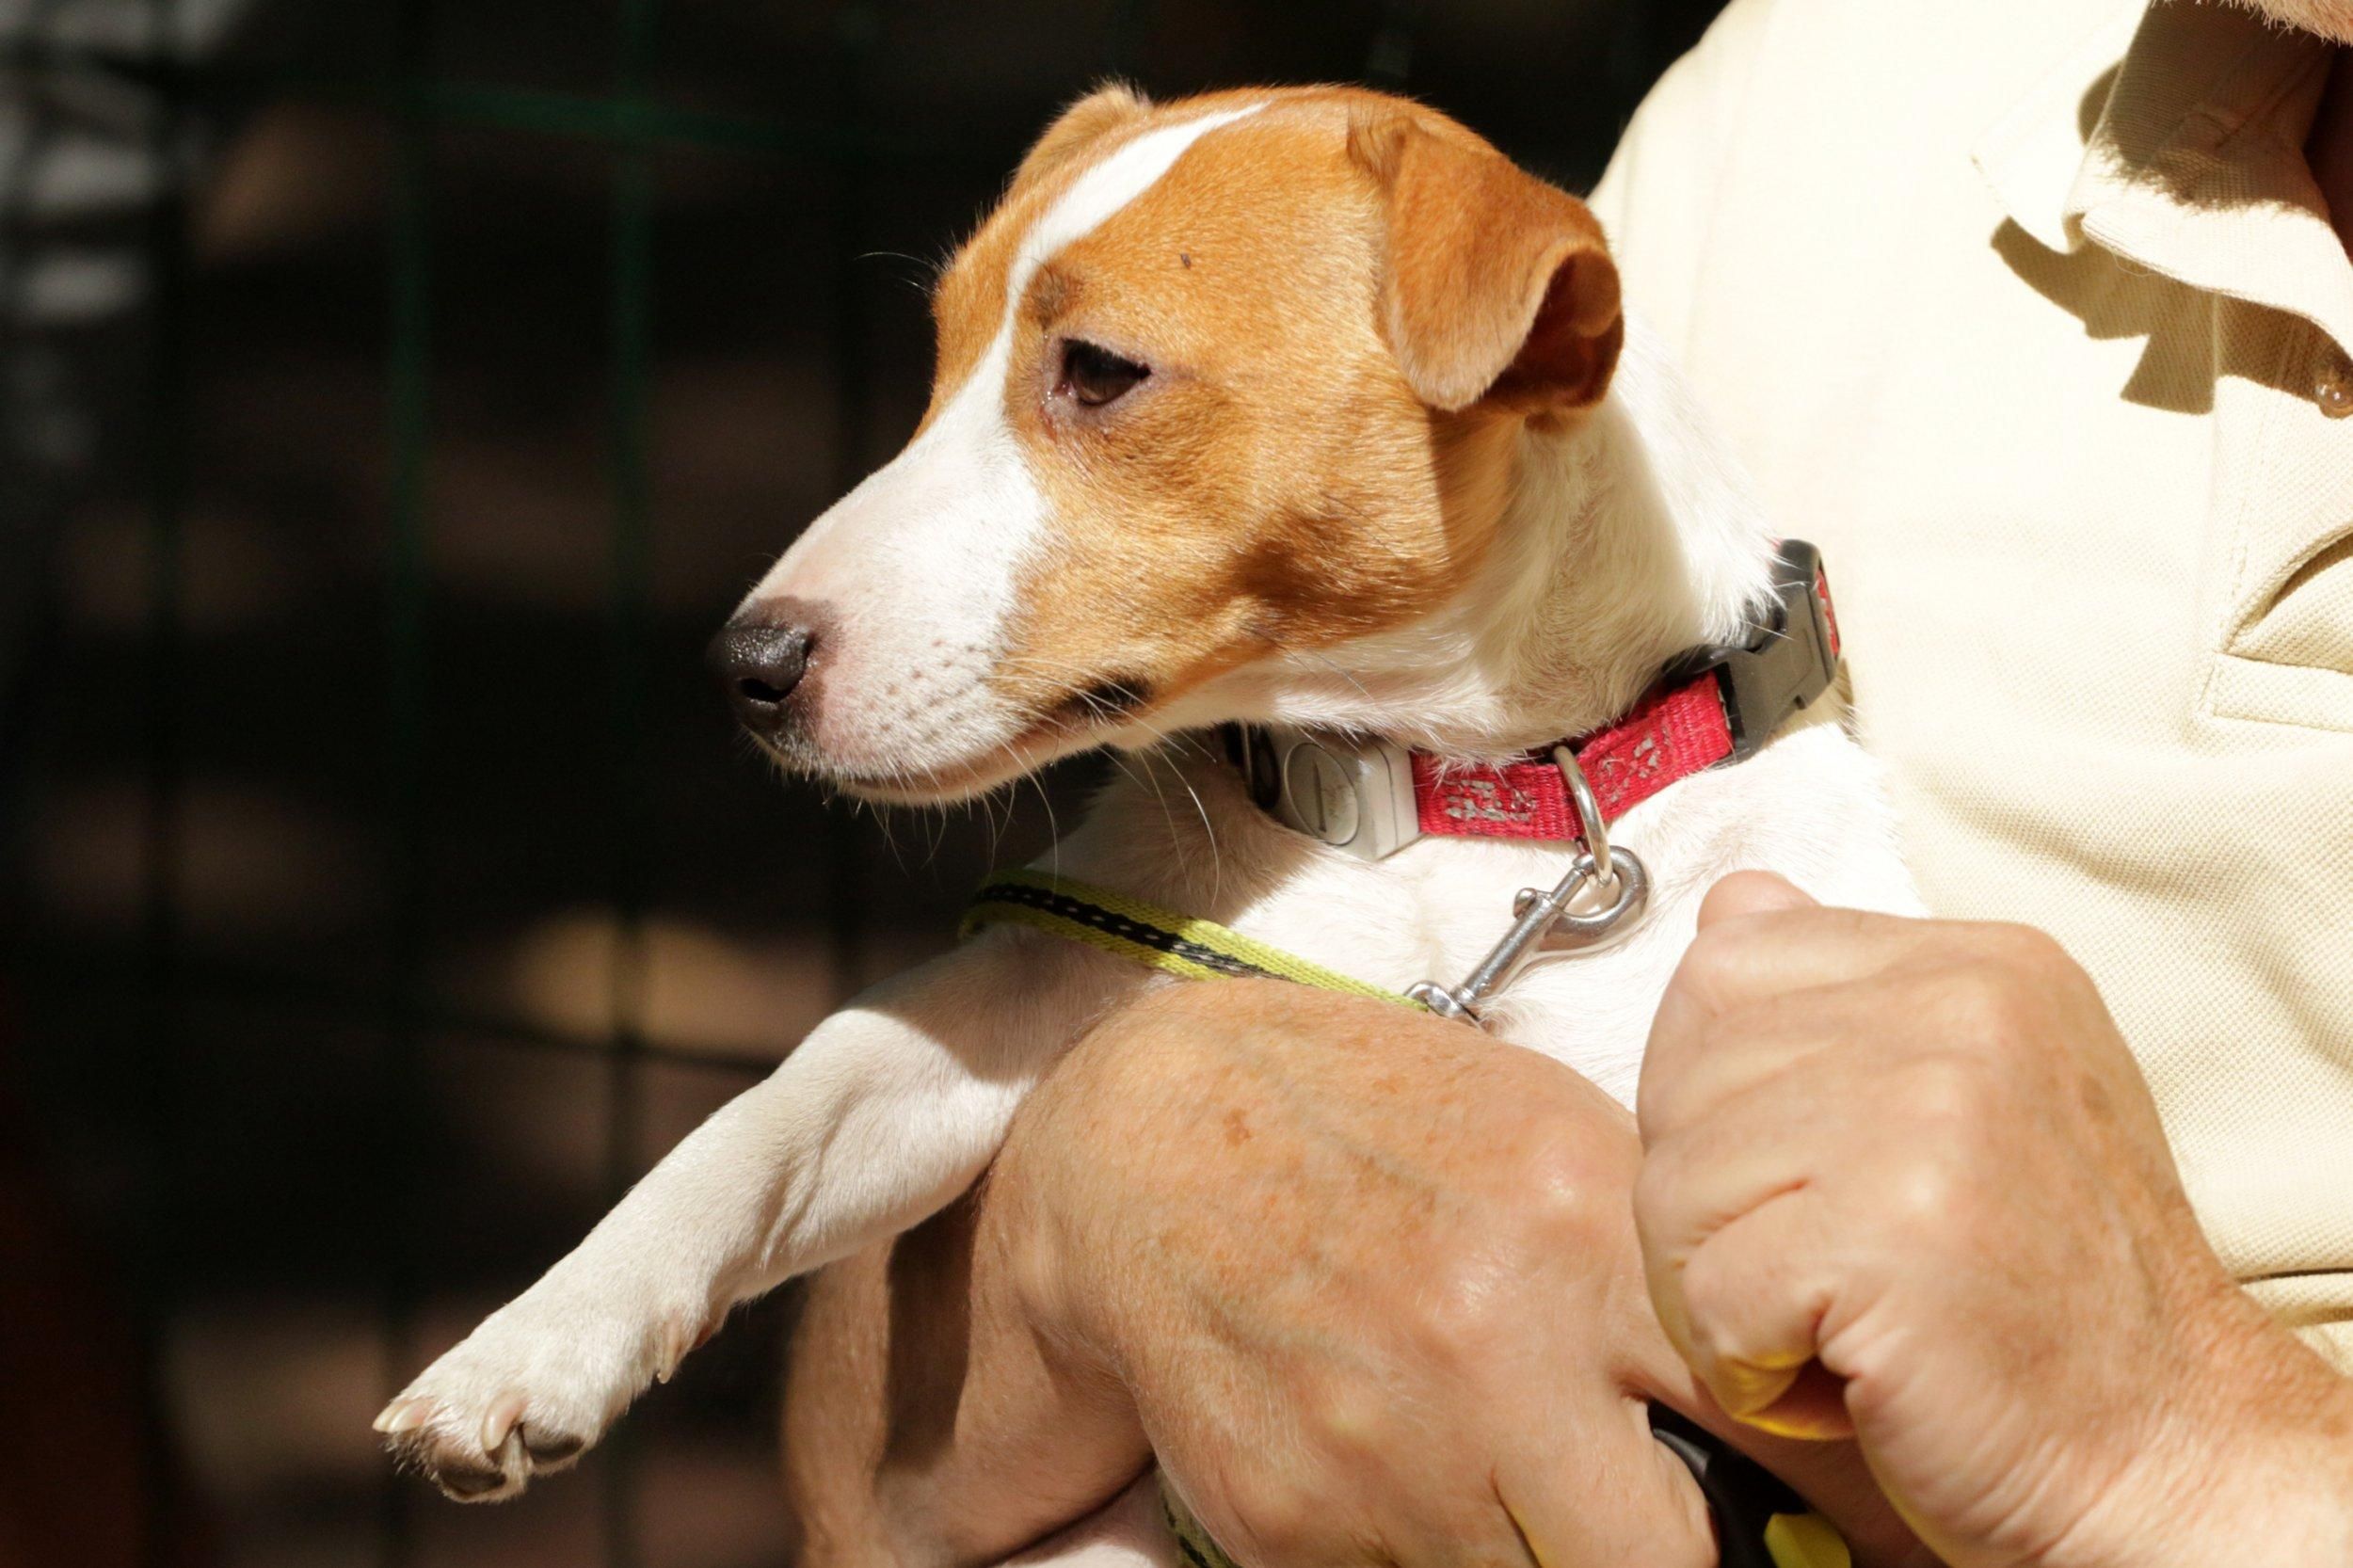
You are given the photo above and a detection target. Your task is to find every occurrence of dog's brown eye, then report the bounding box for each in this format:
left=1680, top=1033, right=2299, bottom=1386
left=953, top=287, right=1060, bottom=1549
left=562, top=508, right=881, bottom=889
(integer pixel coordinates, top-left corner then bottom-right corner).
left=1058, top=339, right=1149, bottom=408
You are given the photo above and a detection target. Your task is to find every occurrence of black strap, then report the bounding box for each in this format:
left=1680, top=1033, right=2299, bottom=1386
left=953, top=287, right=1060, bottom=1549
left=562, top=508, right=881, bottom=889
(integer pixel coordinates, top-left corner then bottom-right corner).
left=1650, top=1406, right=1818, bottom=1568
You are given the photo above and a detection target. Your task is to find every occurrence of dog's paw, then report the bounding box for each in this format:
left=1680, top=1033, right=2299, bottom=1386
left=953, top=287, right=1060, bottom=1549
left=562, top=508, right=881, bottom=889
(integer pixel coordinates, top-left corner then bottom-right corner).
left=376, top=1385, right=589, bottom=1503
left=376, top=1293, right=693, bottom=1502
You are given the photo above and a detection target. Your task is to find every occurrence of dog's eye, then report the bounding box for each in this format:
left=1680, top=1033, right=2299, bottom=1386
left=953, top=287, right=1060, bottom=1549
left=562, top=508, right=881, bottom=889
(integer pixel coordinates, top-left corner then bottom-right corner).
left=1058, top=340, right=1150, bottom=408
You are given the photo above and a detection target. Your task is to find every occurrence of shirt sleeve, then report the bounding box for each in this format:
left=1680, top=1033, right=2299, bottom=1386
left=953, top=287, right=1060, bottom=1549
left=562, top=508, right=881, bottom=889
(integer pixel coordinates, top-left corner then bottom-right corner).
left=1587, top=0, right=1784, bottom=357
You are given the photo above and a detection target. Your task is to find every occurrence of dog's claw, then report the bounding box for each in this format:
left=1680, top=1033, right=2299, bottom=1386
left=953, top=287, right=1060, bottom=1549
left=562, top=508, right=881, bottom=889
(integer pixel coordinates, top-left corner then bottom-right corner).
left=376, top=1398, right=427, bottom=1435
left=482, top=1390, right=528, bottom=1454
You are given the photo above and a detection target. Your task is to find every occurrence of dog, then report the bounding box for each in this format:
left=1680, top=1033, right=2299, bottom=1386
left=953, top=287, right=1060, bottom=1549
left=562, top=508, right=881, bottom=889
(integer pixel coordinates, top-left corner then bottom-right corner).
left=375, top=83, right=1918, bottom=1528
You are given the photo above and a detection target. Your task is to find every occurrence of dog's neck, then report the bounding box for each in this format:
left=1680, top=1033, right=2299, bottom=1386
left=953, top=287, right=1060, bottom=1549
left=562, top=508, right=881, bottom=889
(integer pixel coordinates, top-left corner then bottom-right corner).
left=1231, top=325, right=1780, bottom=760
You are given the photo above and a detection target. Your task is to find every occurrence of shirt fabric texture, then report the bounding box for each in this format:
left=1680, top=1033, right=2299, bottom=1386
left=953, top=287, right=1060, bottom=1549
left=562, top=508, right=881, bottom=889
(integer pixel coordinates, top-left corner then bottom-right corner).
left=1591, top=0, right=2353, bottom=1368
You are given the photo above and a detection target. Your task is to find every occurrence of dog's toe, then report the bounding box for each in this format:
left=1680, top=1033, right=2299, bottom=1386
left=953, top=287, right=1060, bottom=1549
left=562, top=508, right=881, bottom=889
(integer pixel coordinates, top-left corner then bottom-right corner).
left=385, top=1419, right=520, bottom=1503
left=379, top=1386, right=596, bottom=1502
left=434, top=1457, right=516, bottom=1503
left=521, top=1425, right=587, bottom=1464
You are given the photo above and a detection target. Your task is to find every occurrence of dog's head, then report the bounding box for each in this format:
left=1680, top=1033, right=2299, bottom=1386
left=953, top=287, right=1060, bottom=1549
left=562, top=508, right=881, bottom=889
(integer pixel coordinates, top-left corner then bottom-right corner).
left=714, top=86, right=1623, bottom=803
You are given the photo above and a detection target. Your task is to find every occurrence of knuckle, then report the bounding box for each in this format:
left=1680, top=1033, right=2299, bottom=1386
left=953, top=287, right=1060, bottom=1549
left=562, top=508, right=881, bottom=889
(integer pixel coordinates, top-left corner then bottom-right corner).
left=1506, top=1133, right=1614, bottom=1244
left=1893, top=1048, right=1988, bottom=1128
left=1225, top=1477, right=1321, bottom=1563
left=1979, top=919, right=2070, bottom=973
left=1927, top=960, right=2037, bottom=1052
left=1882, top=1147, right=1964, bottom=1230
left=1673, top=920, right=1756, bottom=1000
left=1295, top=1369, right=1374, bottom=1442
left=1413, top=1248, right=1517, bottom=1363
left=1675, top=1242, right=1740, bottom=1339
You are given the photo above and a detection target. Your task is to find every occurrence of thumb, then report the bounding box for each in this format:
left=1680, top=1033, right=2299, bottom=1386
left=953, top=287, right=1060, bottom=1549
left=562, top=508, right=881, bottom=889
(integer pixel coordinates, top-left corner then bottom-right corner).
left=1697, top=870, right=1817, bottom=928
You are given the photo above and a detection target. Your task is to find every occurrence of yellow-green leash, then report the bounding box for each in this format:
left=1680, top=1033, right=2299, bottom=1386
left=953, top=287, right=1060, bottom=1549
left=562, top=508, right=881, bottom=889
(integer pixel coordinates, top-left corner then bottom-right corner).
left=960, top=867, right=1427, bottom=1010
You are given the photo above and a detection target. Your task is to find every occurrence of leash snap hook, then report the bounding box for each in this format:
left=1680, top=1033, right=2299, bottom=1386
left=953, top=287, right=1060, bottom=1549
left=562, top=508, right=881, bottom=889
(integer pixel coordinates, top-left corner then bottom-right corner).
left=1408, top=846, right=1649, bottom=1026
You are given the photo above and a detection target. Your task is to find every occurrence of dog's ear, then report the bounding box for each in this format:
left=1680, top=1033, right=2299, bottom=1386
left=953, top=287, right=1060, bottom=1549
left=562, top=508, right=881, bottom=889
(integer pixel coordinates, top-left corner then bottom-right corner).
left=1013, top=83, right=1153, bottom=193
left=1350, top=113, right=1622, bottom=415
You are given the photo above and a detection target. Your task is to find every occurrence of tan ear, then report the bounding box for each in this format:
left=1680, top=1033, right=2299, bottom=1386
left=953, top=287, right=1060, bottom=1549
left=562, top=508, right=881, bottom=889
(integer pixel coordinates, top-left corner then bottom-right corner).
left=1013, top=83, right=1153, bottom=192
left=1351, top=114, right=1623, bottom=414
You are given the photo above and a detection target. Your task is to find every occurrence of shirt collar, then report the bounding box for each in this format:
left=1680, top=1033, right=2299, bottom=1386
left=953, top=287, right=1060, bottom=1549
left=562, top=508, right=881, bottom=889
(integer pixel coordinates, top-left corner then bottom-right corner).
left=1975, top=1, right=2353, bottom=355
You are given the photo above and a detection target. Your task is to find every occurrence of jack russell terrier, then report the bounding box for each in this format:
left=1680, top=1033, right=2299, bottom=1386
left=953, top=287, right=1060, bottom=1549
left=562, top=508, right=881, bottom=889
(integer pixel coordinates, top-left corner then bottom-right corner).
left=376, top=83, right=1919, bottom=1523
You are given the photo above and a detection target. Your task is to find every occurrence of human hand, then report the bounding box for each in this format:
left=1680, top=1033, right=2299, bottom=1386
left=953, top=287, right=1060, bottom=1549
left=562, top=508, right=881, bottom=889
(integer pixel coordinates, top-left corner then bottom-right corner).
left=1635, top=872, right=2353, bottom=1568
left=984, top=978, right=1913, bottom=1567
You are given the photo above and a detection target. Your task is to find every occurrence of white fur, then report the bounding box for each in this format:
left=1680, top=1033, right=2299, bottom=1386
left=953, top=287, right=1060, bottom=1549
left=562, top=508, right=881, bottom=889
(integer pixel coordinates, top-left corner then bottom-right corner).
left=379, top=184, right=1918, bottom=1510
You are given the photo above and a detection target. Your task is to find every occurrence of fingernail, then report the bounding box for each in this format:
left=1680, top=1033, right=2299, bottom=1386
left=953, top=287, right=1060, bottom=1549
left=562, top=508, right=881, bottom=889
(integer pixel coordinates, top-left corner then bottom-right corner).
left=1716, top=1354, right=1803, bottom=1416
left=1737, top=1404, right=1849, bottom=1442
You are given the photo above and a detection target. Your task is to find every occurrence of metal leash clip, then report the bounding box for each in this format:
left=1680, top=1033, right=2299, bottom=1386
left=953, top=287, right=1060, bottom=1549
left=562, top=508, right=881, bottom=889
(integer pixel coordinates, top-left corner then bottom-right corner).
left=1407, top=746, right=1649, bottom=1025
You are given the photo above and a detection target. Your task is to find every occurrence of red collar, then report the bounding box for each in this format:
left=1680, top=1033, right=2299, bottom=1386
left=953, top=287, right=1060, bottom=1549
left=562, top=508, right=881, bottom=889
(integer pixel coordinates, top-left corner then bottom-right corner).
left=1226, top=541, right=1842, bottom=858
left=1412, top=671, right=1739, bottom=842
left=1416, top=540, right=1840, bottom=844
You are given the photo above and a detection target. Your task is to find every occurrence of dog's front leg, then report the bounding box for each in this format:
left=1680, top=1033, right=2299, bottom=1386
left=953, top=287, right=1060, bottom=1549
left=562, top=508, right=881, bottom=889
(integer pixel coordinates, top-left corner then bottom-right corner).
left=377, top=929, right=1129, bottom=1501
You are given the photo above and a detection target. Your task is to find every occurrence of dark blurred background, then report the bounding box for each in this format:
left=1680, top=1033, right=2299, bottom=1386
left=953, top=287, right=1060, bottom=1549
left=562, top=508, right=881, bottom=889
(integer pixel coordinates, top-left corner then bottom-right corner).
left=0, top=3, right=1724, bottom=1564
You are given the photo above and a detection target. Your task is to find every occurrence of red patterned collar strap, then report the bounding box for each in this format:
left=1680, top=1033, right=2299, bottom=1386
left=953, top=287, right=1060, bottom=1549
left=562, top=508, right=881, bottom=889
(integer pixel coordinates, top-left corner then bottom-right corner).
left=1411, top=672, right=1735, bottom=841
left=1415, top=540, right=1841, bottom=844
left=1225, top=541, right=1842, bottom=860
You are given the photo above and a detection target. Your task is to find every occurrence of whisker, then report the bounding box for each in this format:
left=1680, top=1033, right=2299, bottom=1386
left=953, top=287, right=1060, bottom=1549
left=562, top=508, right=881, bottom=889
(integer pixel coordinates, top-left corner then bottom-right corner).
left=1028, top=772, right=1063, bottom=879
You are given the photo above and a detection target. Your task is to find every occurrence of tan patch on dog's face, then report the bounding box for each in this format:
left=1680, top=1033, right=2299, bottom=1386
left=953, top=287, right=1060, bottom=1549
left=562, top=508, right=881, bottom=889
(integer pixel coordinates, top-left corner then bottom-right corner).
left=922, top=86, right=1159, bottom=436
left=936, top=93, right=1520, bottom=733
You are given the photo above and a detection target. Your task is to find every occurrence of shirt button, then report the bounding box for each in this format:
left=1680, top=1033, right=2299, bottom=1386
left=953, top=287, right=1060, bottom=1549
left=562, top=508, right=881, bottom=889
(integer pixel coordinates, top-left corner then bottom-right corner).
left=2317, top=353, right=2353, bottom=418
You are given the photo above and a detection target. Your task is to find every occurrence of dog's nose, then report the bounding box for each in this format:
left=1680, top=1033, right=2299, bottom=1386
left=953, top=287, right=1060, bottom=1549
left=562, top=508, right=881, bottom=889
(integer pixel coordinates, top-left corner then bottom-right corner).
left=710, top=606, right=818, bottom=734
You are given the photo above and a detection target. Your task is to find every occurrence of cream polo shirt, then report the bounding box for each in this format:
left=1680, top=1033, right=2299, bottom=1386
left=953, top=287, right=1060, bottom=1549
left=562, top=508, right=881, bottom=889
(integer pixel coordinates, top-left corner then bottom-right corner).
left=1592, top=0, right=2353, bottom=1368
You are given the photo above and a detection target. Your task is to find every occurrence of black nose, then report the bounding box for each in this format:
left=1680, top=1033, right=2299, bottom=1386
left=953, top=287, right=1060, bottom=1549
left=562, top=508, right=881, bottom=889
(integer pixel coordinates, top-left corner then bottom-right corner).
left=710, top=608, right=817, bottom=734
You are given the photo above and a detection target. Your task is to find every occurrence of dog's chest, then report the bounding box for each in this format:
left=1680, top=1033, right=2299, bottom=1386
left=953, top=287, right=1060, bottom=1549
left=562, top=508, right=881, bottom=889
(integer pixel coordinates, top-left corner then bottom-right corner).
left=1051, top=760, right=1706, bottom=1104
left=1044, top=722, right=1916, bottom=1106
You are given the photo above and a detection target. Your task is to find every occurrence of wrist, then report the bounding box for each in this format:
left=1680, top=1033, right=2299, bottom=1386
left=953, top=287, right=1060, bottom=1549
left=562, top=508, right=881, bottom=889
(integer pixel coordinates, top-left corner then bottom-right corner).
left=2093, top=1296, right=2353, bottom=1568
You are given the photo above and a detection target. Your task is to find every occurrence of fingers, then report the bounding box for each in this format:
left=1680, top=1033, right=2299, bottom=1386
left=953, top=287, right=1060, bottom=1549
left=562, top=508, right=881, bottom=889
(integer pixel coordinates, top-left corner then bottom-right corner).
left=1656, top=1188, right=1854, bottom=1441
left=1635, top=1062, right=1831, bottom=1431
left=1654, top=879, right=1941, bottom=1047
left=1497, top=1395, right=1717, bottom=1568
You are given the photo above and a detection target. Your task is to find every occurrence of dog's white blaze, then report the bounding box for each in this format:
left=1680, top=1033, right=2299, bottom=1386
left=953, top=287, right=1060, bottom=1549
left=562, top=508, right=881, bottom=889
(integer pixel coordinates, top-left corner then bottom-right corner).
left=748, top=104, right=1262, bottom=772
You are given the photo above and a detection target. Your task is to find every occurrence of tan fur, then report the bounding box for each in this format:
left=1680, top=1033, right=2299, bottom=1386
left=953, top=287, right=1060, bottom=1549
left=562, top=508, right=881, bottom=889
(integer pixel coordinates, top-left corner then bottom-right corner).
left=921, top=86, right=1158, bottom=435
left=918, top=88, right=1625, bottom=733
left=1016, top=83, right=1155, bottom=189
left=1356, top=112, right=1623, bottom=415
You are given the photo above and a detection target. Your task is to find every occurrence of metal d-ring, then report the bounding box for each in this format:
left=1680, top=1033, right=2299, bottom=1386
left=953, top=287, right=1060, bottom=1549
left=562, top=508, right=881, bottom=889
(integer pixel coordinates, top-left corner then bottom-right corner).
left=1551, top=745, right=1616, bottom=890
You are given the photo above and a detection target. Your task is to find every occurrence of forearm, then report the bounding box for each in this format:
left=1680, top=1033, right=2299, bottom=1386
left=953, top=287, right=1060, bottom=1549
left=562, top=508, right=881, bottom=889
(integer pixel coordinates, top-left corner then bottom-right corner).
left=562, top=932, right=1123, bottom=1324
left=379, top=931, right=1128, bottom=1500
left=571, top=1008, right=1041, bottom=1325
